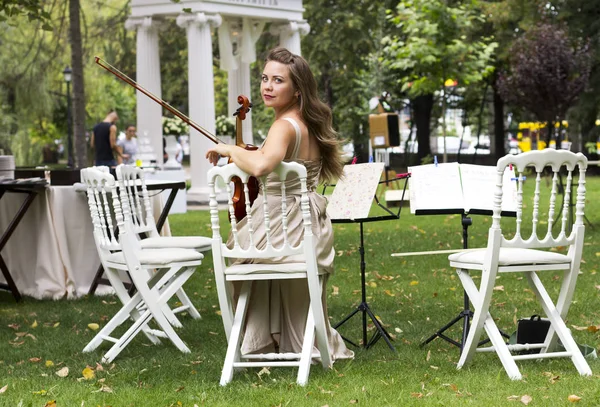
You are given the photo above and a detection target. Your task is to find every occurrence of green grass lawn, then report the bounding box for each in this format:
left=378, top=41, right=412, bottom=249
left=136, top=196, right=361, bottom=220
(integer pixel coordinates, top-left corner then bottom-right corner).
left=1, top=176, right=600, bottom=406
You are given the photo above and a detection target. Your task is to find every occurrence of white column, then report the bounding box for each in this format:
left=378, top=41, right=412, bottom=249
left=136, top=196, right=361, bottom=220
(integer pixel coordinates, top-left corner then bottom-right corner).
left=222, top=18, right=264, bottom=146
left=125, top=16, right=163, bottom=165
left=269, top=20, right=310, bottom=55
left=177, top=13, right=221, bottom=203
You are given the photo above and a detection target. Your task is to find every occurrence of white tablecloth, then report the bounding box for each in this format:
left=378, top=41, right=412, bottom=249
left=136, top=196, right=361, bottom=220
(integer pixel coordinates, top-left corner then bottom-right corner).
left=0, top=185, right=169, bottom=299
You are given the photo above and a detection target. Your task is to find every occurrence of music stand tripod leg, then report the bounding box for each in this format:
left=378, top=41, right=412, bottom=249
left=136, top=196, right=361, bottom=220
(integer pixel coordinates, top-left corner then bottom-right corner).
left=420, top=214, right=510, bottom=351
left=421, top=214, right=473, bottom=349
left=333, top=222, right=396, bottom=352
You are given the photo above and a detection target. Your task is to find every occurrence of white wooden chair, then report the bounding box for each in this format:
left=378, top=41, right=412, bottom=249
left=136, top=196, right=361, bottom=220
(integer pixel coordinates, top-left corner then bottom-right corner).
left=449, top=149, right=591, bottom=380
left=116, top=164, right=212, bottom=324
left=207, top=162, right=332, bottom=386
left=80, top=167, right=203, bottom=363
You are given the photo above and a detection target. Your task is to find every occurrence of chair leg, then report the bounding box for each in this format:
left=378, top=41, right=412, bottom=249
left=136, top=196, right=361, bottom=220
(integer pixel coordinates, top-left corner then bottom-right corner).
left=175, top=287, right=202, bottom=319
left=527, top=271, right=592, bottom=376
left=221, top=281, right=252, bottom=386
left=456, top=268, right=522, bottom=379
left=306, top=274, right=331, bottom=369
left=134, top=267, right=193, bottom=354
left=297, top=307, right=315, bottom=386
left=103, top=268, right=163, bottom=345
left=455, top=269, right=487, bottom=368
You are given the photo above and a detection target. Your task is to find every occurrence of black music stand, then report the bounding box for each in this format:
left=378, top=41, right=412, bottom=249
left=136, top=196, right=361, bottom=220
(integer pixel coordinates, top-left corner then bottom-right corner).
left=417, top=209, right=515, bottom=350
left=405, top=162, right=516, bottom=351
left=326, top=168, right=409, bottom=352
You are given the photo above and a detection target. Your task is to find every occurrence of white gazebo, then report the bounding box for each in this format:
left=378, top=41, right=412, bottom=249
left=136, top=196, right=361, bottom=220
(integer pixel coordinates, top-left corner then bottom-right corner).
left=127, top=0, right=310, bottom=203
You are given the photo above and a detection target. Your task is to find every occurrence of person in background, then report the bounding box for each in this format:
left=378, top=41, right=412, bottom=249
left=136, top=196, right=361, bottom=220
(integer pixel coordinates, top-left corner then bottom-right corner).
left=117, top=125, right=138, bottom=165
left=91, top=110, right=119, bottom=166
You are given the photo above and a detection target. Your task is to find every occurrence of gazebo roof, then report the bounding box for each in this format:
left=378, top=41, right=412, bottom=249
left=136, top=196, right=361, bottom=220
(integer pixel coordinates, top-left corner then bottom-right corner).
left=131, top=0, right=304, bottom=21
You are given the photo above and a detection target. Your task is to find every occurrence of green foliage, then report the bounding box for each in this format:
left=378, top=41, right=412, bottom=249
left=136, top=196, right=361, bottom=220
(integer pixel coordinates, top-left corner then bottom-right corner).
left=384, top=0, right=498, bottom=97
left=302, top=1, right=397, bottom=159
left=0, top=0, right=52, bottom=30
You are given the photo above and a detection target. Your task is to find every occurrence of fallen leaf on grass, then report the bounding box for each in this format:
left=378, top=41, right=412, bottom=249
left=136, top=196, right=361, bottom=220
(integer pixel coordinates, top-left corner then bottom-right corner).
left=409, top=281, right=419, bottom=286
left=493, top=285, right=505, bottom=291
left=31, top=320, right=38, bottom=328
left=92, top=385, right=113, bottom=393
left=567, top=395, right=582, bottom=402
left=257, top=367, right=270, bottom=378
left=520, top=395, right=532, bottom=405
left=8, top=323, right=19, bottom=330
left=0, top=384, right=7, bottom=394
left=44, top=401, right=56, bottom=407
left=349, top=400, right=358, bottom=404
left=82, top=367, right=95, bottom=380
left=45, top=361, right=54, bottom=368
left=332, top=286, right=339, bottom=296
left=55, top=367, right=69, bottom=378
left=32, top=389, right=47, bottom=395
left=571, top=325, right=589, bottom=331
left=587, top=325, right=599, bottom=333
left=87, top=323, right=99, bottom=331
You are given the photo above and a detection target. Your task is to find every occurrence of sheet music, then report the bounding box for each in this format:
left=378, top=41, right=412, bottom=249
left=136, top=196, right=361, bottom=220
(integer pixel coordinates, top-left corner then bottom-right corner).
left=409, top=162, right=517, bottom=214
left=460, top=164, right=517, bottom=213
left=327, top=163, right=385, bottom=220
left=408, top=162, right=464, bottom=213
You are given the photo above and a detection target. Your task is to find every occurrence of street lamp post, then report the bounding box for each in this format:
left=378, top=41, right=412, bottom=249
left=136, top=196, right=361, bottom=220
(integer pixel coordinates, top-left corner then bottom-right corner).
left=63, top=66, right=73, bottom=168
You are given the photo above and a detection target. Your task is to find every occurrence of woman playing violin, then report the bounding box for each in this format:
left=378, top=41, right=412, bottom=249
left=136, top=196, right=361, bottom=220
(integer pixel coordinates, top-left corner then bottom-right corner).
left=206, top=47, right=354, bottom=361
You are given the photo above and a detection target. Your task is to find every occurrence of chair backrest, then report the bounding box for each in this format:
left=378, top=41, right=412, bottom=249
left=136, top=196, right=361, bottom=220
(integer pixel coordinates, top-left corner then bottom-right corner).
left=493, top=149, right=587, bottom=250
left=115, top=164, right=158, bottom=238
left=207, top=161, right=314, bottom=261
left=80, top=167, right=124, bottom=255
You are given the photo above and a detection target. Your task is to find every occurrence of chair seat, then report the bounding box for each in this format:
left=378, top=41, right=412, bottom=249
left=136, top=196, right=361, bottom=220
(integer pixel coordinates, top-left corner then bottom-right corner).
left=225, top=262, right=312, bottom=275
left=449, top=247, right=570, bottom=267
left=106, top=248, right=204, bottom=265
left=140, top=236, right=212, bottom=251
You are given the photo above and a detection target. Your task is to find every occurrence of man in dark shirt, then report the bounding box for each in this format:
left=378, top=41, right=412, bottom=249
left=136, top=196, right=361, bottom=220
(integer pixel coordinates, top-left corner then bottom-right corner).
left=91, top=111, right=119, bottom=166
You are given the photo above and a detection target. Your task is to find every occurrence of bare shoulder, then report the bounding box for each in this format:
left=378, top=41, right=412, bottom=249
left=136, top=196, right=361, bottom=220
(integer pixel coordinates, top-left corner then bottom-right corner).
left=268, top=118, right=297, bottom=140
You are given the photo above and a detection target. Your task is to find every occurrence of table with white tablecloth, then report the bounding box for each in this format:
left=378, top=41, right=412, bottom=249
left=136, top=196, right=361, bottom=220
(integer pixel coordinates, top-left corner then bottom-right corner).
left=0, top=184, right=172, bottom=299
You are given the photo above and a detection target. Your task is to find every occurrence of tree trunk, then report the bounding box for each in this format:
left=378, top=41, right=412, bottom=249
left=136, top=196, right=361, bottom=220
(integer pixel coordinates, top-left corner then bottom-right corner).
left=412, top=93, right=433, bottom=162
left=69, top=0, right=86, bottom=169
left=492, top=78, right=505, bottom=160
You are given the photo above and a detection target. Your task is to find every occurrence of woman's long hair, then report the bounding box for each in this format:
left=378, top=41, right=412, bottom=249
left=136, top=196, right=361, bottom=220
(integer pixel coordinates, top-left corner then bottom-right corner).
left=265, top=47, right=344, bottom=183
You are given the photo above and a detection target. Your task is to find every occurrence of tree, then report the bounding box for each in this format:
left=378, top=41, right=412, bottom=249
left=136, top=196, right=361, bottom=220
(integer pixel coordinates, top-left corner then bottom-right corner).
left=497, top=23, right=592, bottom=143
left=69, top=0, right=86, bottom=168
left=384, top=0, right=497, bottom=163
left=480, top=0, right=546, bottom=158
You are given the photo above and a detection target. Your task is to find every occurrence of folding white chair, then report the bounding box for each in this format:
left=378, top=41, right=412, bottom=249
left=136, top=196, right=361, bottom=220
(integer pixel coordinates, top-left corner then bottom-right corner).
left=116, top=164, right=212, bottom=324
left=80, top=167, right=203, bottom=363
left=449, top=149, right=591, bottom=380
left=208, top=162, right=332, bottom=386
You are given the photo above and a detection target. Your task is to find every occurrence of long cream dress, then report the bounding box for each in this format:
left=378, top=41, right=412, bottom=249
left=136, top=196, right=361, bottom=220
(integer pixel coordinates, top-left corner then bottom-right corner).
left=227, top=118, right=354, bottom=361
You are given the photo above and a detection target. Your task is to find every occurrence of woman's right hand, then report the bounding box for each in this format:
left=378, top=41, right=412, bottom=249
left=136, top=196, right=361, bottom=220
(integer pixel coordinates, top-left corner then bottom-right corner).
left=206, top=143, right=232, bottom=166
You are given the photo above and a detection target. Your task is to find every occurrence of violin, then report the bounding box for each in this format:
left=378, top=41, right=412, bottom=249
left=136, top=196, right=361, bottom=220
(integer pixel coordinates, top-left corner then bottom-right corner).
left=94, top=56, right=257, bottom=220
left=230, top=96, right=259, bottom=221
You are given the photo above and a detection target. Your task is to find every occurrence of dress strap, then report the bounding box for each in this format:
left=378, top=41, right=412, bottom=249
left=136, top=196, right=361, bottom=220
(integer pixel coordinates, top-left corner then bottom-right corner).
left=283, top=117, right=302, bottom=159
